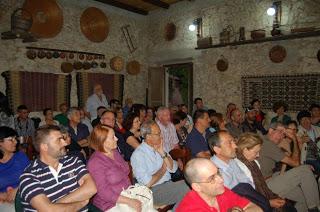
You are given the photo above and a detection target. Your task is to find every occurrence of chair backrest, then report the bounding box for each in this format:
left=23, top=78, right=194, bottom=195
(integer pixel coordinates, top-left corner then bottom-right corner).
left=14, top=189, right=23, bottom=212
left=169, top=147, right=191, bottom=169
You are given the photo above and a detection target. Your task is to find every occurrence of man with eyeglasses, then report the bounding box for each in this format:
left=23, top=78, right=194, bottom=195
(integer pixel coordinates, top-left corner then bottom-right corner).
left=176, top=158, right=261, bottom=212
left=209, top=131, right=271, bottom=211
left=131, top=120, right=189, bottom=207
left=258, top=122, right=320, bottom=212
left=19, top=125, right=97, bottom=211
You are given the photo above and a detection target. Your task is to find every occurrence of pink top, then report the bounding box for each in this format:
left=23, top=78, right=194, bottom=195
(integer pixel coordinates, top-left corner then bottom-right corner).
left=87, top=150, right=131, bottom=211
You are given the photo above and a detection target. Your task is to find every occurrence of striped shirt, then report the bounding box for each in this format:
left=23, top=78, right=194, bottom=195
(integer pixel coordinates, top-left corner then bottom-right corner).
left=156, top=119, right=179, bottom=152
left=19, top=155, right=88, bottom=212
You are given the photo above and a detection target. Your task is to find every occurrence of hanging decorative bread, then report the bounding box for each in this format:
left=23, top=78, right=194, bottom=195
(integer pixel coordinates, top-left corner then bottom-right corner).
left=126, top=60, right=140, bottom=75
left=80, top=7, right=109, bottom=42
left=165, top=22, right=176, bottom=41
left=22, top=0, right=63, bottom=38
left=110, top=56, right=124, bottom=72
left=269, top=45, right=286, bottom=63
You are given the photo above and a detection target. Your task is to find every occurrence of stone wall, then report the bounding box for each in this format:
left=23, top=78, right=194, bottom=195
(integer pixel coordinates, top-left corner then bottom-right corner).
left=0, top=0, right=148, bottom=111
left=146, top=0, right=320, bottom=113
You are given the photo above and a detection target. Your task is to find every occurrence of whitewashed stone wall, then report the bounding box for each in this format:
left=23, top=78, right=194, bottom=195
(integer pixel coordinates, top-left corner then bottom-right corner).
left=147, top=0, right=320, bottom=113
left=0, top=0, right=148, bottom=111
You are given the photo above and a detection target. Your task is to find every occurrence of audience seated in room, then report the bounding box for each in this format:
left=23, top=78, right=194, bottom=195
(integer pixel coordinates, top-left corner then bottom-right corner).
left=0, top=127, right=30, bottom=212
left=258, top=122, right=320, bottom=212
left=309, top=103, right=320, bottom=127
left=122, top=98, right=133, bottom=119
left=39, top=108, right=59, bottom=127
left=178, top=103, right=193, bottom=133
left=209, top=112, right=226, bottom=133
left=91, top=106, right=107, bottom=128
left=241, top=106, right=267, bottom=135
left=131, top=120, right=189, bottom=206
left=185, top=109, right=211, bottom=158
left=79, top=107, right=93, bottom=133
left=192, top=97, right=208, bottom=115
left=87, top=125, right=141, bottom=211
left=54, top=103, right=69, bottom=127
left=209, top=131, right=272, bottom=212
left=19, top=125, right=97, bottom=211
left=225, top=102, right=237, bottom=123
left=172, top=111, right=189, bottom=146
left=130, top=104, right=147, bottom=123
left=225, top=108, right=243, bottom=139
left=176, top=158, right=262, bottom=212
left=251, top=99, right=266, bottom=127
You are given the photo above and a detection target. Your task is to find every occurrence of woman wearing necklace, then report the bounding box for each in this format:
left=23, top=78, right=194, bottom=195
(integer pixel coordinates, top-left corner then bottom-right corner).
left=122, top=113, right=142, bottom=159
left=0, top=126, right=30, bottom=212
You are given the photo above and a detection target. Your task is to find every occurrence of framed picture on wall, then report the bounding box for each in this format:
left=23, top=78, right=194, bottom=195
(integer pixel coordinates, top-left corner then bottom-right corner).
left=164, top=63, right=193, bottom=112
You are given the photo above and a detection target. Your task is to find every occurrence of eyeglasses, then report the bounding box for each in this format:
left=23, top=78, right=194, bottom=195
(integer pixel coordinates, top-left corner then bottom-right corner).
left=194, top=170, right=222, bottom=184
left=3, top=136, right=17, bottom=142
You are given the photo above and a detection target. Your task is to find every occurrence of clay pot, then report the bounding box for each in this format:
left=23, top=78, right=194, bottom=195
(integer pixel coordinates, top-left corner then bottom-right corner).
left=60, top=52, right=66, bottom=59
left=26, top=49, right=36, bottom=59
left=69, top=53, right=74, bottom=59
left=79, top=54, right=85, bottom=60
left=251, top=29, right=266, bottom=40
left=46, top=51, right=53, bottom=59
left=83, top=61, right=91, bottom=70
left=61, top=62, right=73, bottom=73
left=100, top=62, right=107, bottom=68
left=73, top=61, right=83, bottom=70
left=53, top=51, right=60, bottom=58
left=37, top=50, right=46, bottom=59
left=91, top=61, right=98, bottom=68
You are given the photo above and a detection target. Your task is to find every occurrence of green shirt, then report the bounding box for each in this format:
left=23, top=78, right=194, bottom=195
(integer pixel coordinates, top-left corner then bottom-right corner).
left=54, top=113, right=68, bottom=126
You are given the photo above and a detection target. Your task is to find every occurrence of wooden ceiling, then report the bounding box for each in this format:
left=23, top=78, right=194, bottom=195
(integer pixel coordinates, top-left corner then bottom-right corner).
left=93, top=0, right=182, bottom=15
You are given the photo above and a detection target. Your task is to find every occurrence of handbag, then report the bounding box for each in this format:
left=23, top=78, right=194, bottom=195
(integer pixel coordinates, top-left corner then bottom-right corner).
left=107, top=184, right=157, bottom=212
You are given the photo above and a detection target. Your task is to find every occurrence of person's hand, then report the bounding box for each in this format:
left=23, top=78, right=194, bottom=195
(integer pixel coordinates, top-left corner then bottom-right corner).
left=78, top=139, right=89, bottom=147
left=269, top=198, right=285, bottom=208
left=5, top=187, right=17, bottom=203
left=0, top=192, right=8, bottom=203
left=127, top=198, right=142, bottom=212
left=284, top=130, right=296, bottom=141
left=177, top=158, right=184, bottom=170
left=155, top=138, right=165, bottom=156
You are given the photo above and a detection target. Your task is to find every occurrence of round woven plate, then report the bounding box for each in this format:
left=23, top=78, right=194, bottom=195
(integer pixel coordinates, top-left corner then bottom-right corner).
left=80, top=7, right=109, bottom=43
left=269, top=45, right=286, bottom=63
left=23, top=0, right=63, bottom=38
left=110, top=56, right=124, bottom=72
left=127, top=60, right=140, bottom=75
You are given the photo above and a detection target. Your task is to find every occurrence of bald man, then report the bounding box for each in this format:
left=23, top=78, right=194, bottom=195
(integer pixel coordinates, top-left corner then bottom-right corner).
left=85, top=84, right=109, bottom=121
left=176, top=158, right=262, bottom=212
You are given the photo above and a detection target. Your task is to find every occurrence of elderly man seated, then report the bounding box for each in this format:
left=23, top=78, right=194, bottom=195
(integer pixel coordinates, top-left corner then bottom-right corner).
left=130, top=120, right=189, bottom=207
left=19, top=125, right=97, bottom=211
left=176, top=158, right=262, bottom=212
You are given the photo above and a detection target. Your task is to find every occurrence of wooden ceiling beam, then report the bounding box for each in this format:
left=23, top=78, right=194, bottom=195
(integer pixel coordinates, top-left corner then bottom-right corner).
left=141, top=0, right=170, bottom=9
left=93, top=0, right=148, bottom=15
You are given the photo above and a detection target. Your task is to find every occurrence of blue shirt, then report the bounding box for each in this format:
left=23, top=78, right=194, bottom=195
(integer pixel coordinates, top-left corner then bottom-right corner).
left=211, top=155, right=254, bottom=189
left=67, top=123, right=90, bottom=151
left=0, top=151, right=29, bottom=192
left=185, top=127, right=209, bottom=158
left=19, top=155, right=88, bottom=212
left=131, top=142, right=177, bottom=187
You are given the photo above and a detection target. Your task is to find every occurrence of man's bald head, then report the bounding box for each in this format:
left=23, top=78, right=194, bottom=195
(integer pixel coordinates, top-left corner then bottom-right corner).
left=184, top=158, right=216, bottom=184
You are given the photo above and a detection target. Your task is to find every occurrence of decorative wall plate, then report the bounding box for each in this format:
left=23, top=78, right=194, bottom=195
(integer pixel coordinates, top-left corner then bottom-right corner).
left=80, top=7, right=109, bottom=43
left=126, top=60, right=140, bottom=75
left=23, top=0, right=63, bottom=38
left=269, top=45, right=286, bottom=63
left=165, top=22, right=176, bottom=41
left=110, top=56, right=124, bottom=72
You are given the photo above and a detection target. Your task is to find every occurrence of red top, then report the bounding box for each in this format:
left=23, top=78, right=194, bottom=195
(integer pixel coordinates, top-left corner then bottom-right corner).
left=176, top=187, right=250, bottom=212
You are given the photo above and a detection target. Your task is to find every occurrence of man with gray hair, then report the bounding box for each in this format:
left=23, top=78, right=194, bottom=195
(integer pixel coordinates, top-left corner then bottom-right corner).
left=19, top=125, right=97, bottom=211
left=156, top=106, right=179, bottom=152
left=176, top=158, right=261, bottom=211
left=66, top=107, right=89, bottom=160
left=131, top=120, right=189, bottom=206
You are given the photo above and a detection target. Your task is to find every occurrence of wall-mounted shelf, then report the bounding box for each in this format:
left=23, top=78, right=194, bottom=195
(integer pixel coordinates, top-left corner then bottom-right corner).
left=195, top=30, right=320, bottom=50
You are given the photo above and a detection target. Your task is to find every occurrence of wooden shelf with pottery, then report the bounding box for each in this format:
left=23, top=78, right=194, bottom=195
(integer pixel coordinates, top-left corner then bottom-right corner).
left=195, top=30, right=320, bottom=50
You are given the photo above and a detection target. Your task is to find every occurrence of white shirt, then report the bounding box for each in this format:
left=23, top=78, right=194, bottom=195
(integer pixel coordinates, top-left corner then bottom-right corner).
left=85, top=93, right=109, bottom=120
left=156, top=119, right=179, bottom=153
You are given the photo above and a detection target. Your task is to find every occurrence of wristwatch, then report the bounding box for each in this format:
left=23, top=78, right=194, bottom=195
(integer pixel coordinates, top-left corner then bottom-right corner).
left=161, top=152, right=168, bottom=159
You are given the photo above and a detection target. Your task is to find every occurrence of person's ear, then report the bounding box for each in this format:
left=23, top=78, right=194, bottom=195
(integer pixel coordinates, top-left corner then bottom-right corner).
left=213, top=146, right=221, bottom=154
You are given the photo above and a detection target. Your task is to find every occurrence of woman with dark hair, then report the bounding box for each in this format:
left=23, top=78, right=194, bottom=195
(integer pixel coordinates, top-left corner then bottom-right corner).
left=145, top=107, right=155, bottom=122
left=122, top=113, right=141, bottom=158
left=0, top=92, right=14, bottom=128
left=271, top=101, right=291, bottom=125
left=0, top=126, right=30, bottom=211
left=172, top=111, right=188, bottom=146
left=87, top=125, right=141, bottom=211
left=130, top=104, right=146, bottom=123
left=39, top=108, right=59, bottom=127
